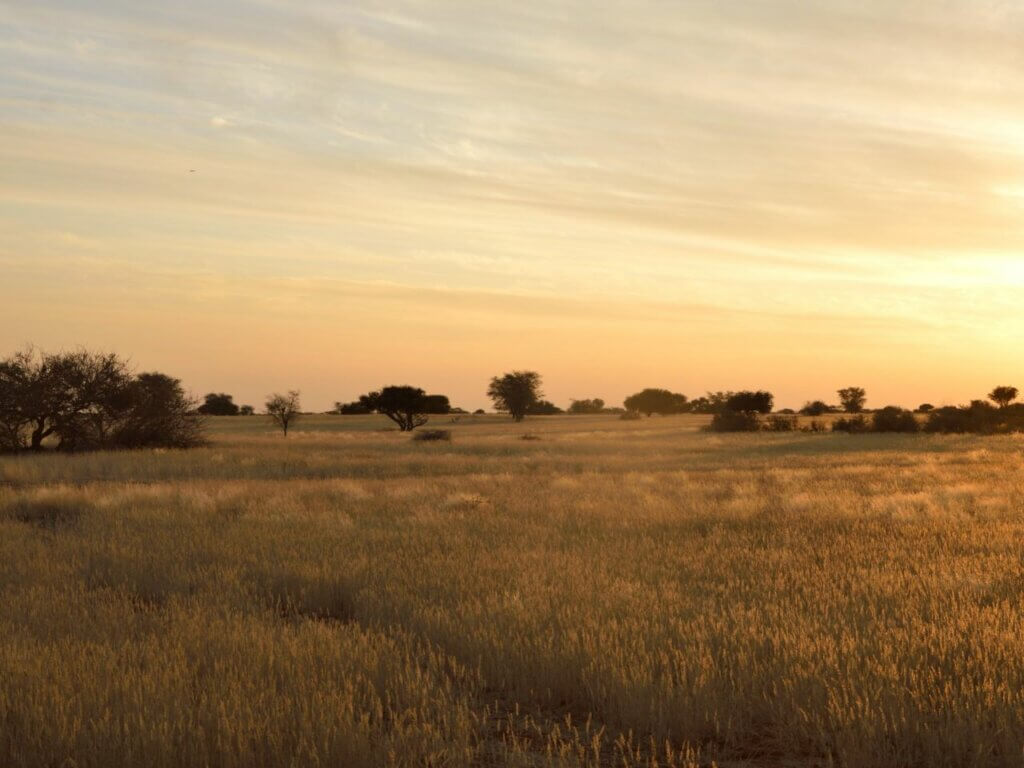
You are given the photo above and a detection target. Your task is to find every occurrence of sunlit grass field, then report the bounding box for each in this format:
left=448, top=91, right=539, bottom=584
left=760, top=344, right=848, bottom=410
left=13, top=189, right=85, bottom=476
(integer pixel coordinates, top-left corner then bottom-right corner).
left=4, top=414, right=1024, bottom=767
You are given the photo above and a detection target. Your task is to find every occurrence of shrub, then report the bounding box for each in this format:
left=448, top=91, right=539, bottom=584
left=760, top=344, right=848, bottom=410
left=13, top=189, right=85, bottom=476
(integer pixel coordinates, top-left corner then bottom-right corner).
left=872, top=406, right=919, bottom=433
left=198, top=393, right=239, bottom=416
left=802, top=419, right=827, bottom=433
left=924, top=401, right=1011, bottom=434
left=765, top=414, right=797, bottom=431
left=619, top=411, right=642, bottom=421
left=800, top=400, right=831, bottom=416
left=527, top=400, right=563, bottom=415
left=832, top=415, right=870, bottom=433
left=413, top=429, right=451, bottom=442
left=706, top=410, right=761, bottom=432
left=917, top=403, right=934, bottom=413
left=333, top=401, right=372, bottom=415
left=568, top=398, right=605, bottom=414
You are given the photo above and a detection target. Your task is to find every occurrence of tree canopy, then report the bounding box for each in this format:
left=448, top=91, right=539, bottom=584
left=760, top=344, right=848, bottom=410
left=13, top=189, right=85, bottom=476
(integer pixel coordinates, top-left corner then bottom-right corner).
left=359, top=386, right=432, bottom=431
left=837, top=387, right=867, bottom=413
left=725, top=391, right=773, bottom=414
left=0, top=348, right=202, bottom=453
left=198, top=392, right=240, bottom=416
left=623, top=389, right=687, bottom=416
left=988, top=386, right=1019, bottom=409
left=487, top=371, right=542, bottom=422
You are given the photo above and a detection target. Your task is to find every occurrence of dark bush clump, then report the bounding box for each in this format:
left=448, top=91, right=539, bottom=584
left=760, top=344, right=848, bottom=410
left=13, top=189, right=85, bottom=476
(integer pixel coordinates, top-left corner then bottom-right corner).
left=0, top=348, right=204, bottom=453
left=706, top=410, right=761, bottom=432
left=765, top=414, right=797, bottom=432
left=872, top=406, right=920, bottom=433
left=619, top=411, right=642, bottom=421
left=922, top=400, right=1024, bottom=434
left=800, top=400, right=831, bottom=416
left=725, top=391, right=774, bottom=414
left=413, top=429, right=451, bottom=442
left=832, top=415, right=871, bottom=433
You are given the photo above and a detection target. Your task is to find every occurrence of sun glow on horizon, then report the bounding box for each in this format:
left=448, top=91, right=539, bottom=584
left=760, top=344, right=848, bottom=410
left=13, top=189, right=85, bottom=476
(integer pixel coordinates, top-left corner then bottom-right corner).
left=3, top=1, right=1024, bottom=411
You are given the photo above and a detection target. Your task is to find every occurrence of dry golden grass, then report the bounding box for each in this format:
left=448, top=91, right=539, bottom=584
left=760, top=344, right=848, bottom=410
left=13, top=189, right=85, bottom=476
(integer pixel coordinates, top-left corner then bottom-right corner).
left=3, top=414, right=1024, bottom=767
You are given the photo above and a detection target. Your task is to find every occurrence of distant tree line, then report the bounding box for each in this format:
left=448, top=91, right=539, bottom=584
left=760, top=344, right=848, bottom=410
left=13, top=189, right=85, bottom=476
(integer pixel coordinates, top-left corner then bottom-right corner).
left=6, top=345, right=1022, bottom=447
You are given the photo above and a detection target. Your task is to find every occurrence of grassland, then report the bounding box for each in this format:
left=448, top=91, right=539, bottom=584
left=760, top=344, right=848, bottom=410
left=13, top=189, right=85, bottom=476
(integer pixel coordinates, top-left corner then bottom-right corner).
left=3, top=413, right=1024, bottom=767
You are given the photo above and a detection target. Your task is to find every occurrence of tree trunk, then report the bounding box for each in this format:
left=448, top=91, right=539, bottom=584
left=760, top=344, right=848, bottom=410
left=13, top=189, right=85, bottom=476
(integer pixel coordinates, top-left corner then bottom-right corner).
left=30, top=418, right=48, bottom=450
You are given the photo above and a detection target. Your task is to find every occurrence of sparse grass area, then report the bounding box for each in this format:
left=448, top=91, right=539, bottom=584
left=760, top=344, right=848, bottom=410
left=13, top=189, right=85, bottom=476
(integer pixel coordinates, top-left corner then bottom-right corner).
left=3, top=414, right=1024, bottom=766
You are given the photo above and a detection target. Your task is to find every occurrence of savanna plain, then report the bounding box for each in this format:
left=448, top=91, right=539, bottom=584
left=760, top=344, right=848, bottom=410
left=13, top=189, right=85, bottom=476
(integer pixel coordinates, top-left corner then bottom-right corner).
left=3, top=414, right=1024, bottom=768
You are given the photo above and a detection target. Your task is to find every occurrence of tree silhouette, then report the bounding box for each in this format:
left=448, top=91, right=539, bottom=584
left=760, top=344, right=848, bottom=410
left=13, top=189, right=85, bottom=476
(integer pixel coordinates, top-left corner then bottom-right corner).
left=265, top=391, right=301, bottom=436
left=568, top=398, right=605, bottom=414
left=198, top=393, right=239, bottom=415
left=800, top=400, right=831, bottom=416
left=726, top=391, right=773, bottom=414
left=488, top=371, right=542, bottom=422
left=988, top=386, right=1019, bottom=409
left=0, top=347, right=202, bottom=452
left=837, top=387, right=867, bottom=413
left=623, top=389, right=687, bottom=416
left=359, top=386, right=431, bottom=431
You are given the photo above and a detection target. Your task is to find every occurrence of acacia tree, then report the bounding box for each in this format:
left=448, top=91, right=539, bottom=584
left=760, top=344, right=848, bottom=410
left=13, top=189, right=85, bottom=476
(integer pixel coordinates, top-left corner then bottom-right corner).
left=623, top=389, right=687, bottom=416
left=109, top=373, right=204, bottom=449
left=989, top=386, right=1019, bottom=409
left=488, top=371, right=542, bottom=422
left=359, top=386, right=431, bottom=431
left=837, top=387, right=867, bottom=413
left=266, top=390, right=301, bottom=436
left=0, top=347, right=202, bottom=452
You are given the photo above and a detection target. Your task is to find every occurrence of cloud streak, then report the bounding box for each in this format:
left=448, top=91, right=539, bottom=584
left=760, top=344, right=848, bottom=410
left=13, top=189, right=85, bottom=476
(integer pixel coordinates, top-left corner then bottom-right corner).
left=3, top=0, right=1024, bottom=408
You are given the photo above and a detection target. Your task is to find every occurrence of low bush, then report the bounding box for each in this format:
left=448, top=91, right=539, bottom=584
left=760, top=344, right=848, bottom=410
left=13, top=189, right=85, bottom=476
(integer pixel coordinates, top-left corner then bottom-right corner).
left=923, top=401, right=1024, bottom=434
left=872, top=406, right=920, bottom=433
left=832, top=415, right=871, bottom=433
left=619, top=411, right=642, bottom=421
left=413, top=429, right=451, bottom=442
left=706, top=410, right=761, bottom=432
left=765, top=414, right=797, bottom=431
left=800, top=400, right=831, bottom=416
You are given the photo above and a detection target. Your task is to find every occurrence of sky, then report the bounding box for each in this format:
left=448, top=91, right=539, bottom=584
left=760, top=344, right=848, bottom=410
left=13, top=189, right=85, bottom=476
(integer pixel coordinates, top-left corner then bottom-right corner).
left=3, top=0, right=1024, bottom=412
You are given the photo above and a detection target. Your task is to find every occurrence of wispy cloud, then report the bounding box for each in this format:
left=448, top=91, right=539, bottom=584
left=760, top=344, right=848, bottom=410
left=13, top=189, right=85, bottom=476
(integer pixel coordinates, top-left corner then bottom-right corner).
left=3, top=0, right=1024, bottom=407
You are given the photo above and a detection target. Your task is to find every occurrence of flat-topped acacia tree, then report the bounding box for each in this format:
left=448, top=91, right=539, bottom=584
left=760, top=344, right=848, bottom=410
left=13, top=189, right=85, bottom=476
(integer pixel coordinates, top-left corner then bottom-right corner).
left=359, top=386, right=431, bottom=431
left=989, top=386, right=1019, bottom=409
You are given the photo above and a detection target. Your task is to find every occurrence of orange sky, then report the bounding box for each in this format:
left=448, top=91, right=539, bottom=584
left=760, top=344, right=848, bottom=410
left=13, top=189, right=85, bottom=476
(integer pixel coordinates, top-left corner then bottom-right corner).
left=3, top=1, right=1024, bottom=411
